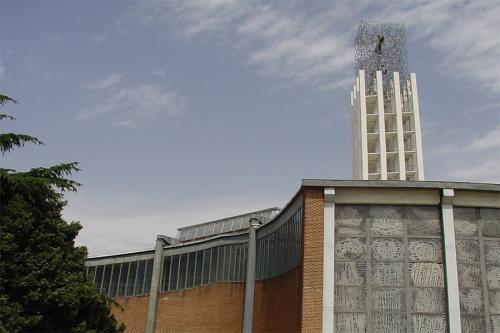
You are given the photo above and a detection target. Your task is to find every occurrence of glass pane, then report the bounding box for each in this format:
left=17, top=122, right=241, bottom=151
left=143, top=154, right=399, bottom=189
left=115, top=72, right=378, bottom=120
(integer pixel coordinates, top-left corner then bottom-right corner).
left=143, top=259, right=154, bottom=295
left=94, top=265, right=104, bottom=293
left=217, top=246, right=226, bottom=281
left=109, top=263, right=121, bottom=298
left=213, top=222, right=224, bottom=235
left=178, top=254, right=188, bottom=290
left=179, top=230, right=188, bottom=241
left=232, top=245, right=240, bottom=281
left=161, top=257, right=171, bottom=292
left=221, top=220, right=232, bottom=233
left=126, top=261, right=138, bottom=296
left=186, top=252, right=196, bottom=289
left=194, top=251, right=203, bottom=287
left=210, top=247, right=218, bottom=283
left=169, top=255, right=179, bottom=291
left=87, top=266, right=96, bottom=283
left=117, top=262, right=129, bottom=297
left=202, top=249, right=211, bottom=285
left=135, top=260, right=146, bottom=295
left=101, top=264, right=113, bottom=296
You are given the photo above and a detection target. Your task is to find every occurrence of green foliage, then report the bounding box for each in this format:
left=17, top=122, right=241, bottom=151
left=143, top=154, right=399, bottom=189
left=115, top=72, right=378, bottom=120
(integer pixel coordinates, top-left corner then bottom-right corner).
left=0, top=95, right=125, bottom=333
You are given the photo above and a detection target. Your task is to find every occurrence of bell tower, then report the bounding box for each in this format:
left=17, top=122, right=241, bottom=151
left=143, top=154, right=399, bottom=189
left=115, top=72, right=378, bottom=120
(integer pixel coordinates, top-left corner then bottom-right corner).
left=351, top=21, right=424, bottom=181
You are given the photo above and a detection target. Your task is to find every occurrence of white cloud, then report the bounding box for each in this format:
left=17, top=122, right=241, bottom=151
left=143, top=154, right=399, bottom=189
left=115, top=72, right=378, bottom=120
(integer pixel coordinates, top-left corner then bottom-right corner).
left=84, top=72, right=124, bottom=90
left=0, top=58, right=5, bottom=81
left=77, top=85, right=186, bottom=127
left=151, top=68, right=166, bottom=78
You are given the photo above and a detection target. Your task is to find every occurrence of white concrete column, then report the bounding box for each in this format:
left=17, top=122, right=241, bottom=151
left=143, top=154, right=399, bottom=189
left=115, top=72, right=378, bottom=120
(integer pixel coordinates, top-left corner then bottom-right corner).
left=359, top=70, right=368, bottom=179
left=393, top=72, right=406, bottom=180
left=441, top=189, right=462, bottom=333
left=146, top=237, right=165, bottom=333
left=243, top=220, right=259, bottom=333
left=323, top=188, right=336, bottom=333
left=410, top=73, right=425, bottom=180
left=376, top=71, right=387, bottom=180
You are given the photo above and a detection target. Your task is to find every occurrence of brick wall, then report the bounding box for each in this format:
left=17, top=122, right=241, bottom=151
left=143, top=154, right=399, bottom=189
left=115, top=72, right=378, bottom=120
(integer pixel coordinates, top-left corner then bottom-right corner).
left=154, top=282, right=245, bottom=332
left=301, top=187, right=324, bottom=332
left=253, top=266, right=302, bottom=333
left=112, top=295, right=149, bottom=333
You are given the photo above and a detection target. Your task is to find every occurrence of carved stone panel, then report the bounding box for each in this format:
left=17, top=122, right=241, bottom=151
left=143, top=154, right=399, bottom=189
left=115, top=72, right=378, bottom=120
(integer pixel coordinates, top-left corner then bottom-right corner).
left=335, top=261, right=366, bottom=286
left=335, top=313, right=366, bottom=333
left=459, top=288, right=484, bottom=313
left=411, top=288, right=446, bottom=313
left=409, top=239, right=443, bottom=262
left=410, top=263, right=444, bottom=287
left=372, top=288, right=405, bottom=312
left=372, top=262, right=405, bottom=286
left=370, top=206, right=405, bottom=236
left=411, top=314, right=446, bottom=333
left=458, top=264, right=482, bottom=288
left=491, top=316, right=500, bottom=333
left=334, top=286, right=366, bottom=311
left=481, top=208, right=500, bottom=238
left=371, top=238, right=404, bottom=261
left=335, top=238, right=366, bottom=260
left=454, top=208, right=478, bottom=237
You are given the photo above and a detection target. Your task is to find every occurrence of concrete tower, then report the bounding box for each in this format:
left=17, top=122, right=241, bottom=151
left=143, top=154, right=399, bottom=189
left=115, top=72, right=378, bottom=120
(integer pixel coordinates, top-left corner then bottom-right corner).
left=351, top=22, right=424, bottom=181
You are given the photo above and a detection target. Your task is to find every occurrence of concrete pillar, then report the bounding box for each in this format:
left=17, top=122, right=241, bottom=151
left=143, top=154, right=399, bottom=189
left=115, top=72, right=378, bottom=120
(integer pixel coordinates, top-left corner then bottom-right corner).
left=441, top=189, right=462, bottom=333
left=410, top=73, right=425, bottom=180
left=146, top=237, right=165, bottom=333
left=393, top=72, right=406, bottom=180
left=359, top=70, right=369, bottom=179
left=323, top=188, right=336, bottom=333
left=376, top=71, right=387, bottom=180
left=243, top=219, right=259, bottom=333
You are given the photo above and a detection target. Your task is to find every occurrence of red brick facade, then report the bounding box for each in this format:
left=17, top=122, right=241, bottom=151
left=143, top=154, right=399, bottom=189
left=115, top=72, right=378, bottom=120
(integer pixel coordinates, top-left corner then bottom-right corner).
left=112, top=295, right=149, bottom=333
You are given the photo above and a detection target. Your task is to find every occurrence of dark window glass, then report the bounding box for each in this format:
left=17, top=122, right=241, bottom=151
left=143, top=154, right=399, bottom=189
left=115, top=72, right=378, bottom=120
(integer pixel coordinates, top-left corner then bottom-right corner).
left=210, top=247, right=219, bottom=282
left=169, top=255, right=179, bottom=291
left=87, top=266, right=96, bottom=283
left=109, top=263, right=121, bottom=298
left=194, top=251, right=203, bottom=287
left=241, top=245, right=247, bottom=280
left=202, top=249, right=210, bottom=285
left=186, top=252, right=196, bottom=288
left=94, top=265, right=104, bottom=293
left=161, top=257, right=171, bottom=292
left=101, top=264, right=113, bottom=296
left=117, top=262, right=129, bottom=297
left=126, top=261, right=138, bottom=296
left=232, top=245, right=240, bottom=281
left=143, top=259, right=154, bottom=295
left=217, top=246, right=226, bottom=281
left=135, top=260, right=146, bottom=295
left=178, top=254, right=187, bottom=290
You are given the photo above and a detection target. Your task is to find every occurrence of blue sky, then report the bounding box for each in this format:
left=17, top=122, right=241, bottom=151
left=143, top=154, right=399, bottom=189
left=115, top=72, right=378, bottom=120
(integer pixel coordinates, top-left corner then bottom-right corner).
left=1, top=0, right=499, bottom=256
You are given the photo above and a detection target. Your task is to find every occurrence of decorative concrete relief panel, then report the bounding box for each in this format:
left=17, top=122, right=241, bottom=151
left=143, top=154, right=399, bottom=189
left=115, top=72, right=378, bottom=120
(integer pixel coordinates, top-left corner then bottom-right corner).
left=371, top=313, right=406, bottom=333
left=407, top=206, right=441, bottom=236
left=335, top=313, right=366, bottom=333
left=456, top=240, right=480, bottom=262
left=488, top=266, right=500, bottom=289
left=491, top=316, right=500, bottom=333
left=334, top=261, right=366, bottom=286
left=411, top=314, right=446, bottom=333
left=461, top=315, right=486, bottom=333
left=459, top=289, right=484, bottom=313
left=371, top=238, right=404, bottom=261
left=485, top=240, right=500, bottom=265
left=482, top=208, right=500, bottom=238
left=454, top=207, right=478, bottom=237
left=372, top=288, right=404, bottom=312
left=409, top=239, right=443, bottom=262
left=410, top=263, right=444, bottom=287
left=335, top=237, right=366, bottom=260
left=458, top=264, right=483, bottom=288
left=336, top=205, right=367, bottom=236
left=334, top=286, right=366, bottom=311
left=370, top=206, right=405, bottom=236
left=411, top=288, right=446, bottom=313
left=490, top=290, right=500, bottom=314
left=372, top=262, right=405, bottom=286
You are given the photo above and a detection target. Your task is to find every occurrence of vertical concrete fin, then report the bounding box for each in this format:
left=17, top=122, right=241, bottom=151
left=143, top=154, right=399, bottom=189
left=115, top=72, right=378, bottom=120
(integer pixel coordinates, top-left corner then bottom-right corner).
left=393, top=72, right=406, bottom=180
left=323, top=188, right=336, bottom=333
left=376, top=71, right=387, bottom=180
left=243, top=222, right=258, bottom=333
left=146, top=237, right=165, bottom=333
left=410, top=73, right=425, bottom=180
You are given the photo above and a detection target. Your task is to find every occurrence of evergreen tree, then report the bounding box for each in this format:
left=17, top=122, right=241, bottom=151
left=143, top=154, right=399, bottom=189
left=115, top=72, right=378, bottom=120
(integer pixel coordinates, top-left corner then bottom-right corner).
left=0, top=94, right=125, bottom=333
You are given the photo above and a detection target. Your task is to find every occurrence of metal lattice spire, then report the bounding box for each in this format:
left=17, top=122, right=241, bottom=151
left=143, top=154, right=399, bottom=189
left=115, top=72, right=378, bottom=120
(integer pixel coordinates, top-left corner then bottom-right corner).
left=355, top=21, right=409, bottom=95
